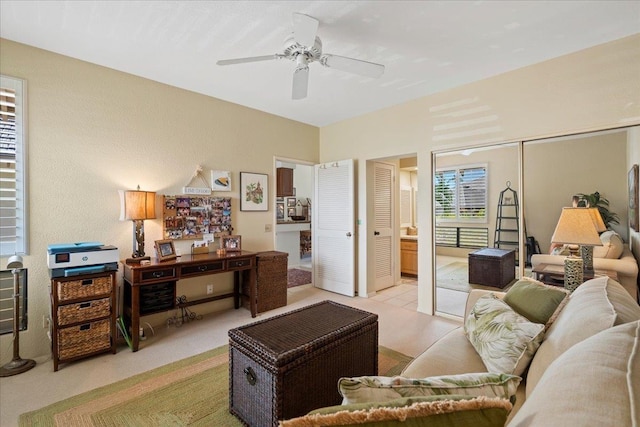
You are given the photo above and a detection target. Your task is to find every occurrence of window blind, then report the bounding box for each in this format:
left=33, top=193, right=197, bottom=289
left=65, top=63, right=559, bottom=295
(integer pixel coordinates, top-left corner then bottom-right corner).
left=0, top=76, right=26, bottom=256
left=435, top=165, right=486, bottom=221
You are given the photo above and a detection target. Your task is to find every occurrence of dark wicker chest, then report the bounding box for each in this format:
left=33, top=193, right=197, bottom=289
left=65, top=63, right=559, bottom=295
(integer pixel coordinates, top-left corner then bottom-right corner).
left=228, top=300, right=378, bottom=427
left=468, top=248, right=516, bottom=288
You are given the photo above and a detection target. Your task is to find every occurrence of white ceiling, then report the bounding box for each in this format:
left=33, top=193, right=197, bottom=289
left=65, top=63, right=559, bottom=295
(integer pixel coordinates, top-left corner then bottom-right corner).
left=1, top=1, right=639, bottom=127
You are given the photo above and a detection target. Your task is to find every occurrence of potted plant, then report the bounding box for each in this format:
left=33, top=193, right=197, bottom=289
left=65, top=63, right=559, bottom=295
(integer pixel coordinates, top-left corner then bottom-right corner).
left=576, top=191, right=619, bottom=229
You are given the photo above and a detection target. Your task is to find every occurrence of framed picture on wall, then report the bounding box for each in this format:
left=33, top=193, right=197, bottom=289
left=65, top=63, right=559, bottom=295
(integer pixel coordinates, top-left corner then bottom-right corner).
left=211, top=170, right=232, bottom=192
left=629, top=164, right=639, bottom=232
left=240, top=172, right=268, bottom=211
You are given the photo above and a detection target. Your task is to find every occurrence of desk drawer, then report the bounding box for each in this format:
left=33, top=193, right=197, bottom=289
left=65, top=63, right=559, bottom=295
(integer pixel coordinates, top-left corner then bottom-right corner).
left=227, top=258, right=253, bottom=270
left=181, top=261, right=225, bottom=277
left=140, top=268, right=177, bottom=282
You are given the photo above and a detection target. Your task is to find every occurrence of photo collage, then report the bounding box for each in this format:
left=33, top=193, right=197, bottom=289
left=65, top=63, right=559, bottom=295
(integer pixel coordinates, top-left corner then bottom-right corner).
left=163, top=196, right=232, bottom=240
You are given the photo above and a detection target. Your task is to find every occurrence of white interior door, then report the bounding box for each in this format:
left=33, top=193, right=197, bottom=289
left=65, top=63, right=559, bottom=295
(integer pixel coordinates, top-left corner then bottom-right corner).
left=373, top=162, right=394, bottom=291
left=313, top=159, right=355, bottom=296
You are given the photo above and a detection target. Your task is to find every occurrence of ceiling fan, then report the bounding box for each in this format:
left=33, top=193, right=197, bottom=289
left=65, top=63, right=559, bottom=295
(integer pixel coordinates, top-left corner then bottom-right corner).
left=216, top=13, right=385, bottom=100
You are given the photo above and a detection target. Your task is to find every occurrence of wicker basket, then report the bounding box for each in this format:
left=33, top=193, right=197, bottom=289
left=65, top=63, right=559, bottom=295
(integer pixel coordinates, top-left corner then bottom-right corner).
left=57, top=276, right=113, bottom=301
left=243, top=251, right=288, bottom=314
left=57, top=297, right=111, bottom=326
left=57, top=318, right=111, bottom=360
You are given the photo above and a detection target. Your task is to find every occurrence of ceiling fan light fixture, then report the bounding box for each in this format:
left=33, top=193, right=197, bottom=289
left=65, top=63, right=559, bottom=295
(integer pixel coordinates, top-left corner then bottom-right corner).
left=216, top=12, right=385, bottom=99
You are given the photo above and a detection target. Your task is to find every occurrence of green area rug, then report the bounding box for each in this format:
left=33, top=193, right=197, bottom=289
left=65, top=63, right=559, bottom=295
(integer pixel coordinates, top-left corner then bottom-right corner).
left=19, top=345, right=412, bottom=426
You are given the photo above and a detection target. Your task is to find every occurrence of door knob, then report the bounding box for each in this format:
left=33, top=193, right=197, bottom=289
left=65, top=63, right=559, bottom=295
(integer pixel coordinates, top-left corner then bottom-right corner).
left=346, top=232, right=352, bottom=237
left=374, top=231, right=380, bottom=236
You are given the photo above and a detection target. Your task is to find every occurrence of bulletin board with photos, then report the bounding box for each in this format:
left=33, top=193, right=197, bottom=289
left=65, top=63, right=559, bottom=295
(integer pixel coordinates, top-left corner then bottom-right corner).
left=163, top=196, right=232, bottom=240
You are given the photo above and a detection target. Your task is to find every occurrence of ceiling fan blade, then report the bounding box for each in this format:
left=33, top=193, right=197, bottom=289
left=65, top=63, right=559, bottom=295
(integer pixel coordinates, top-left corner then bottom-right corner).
left=292, top=12, right=319, bottom=47
left=216, top=55, right=279, bottom=66
left=320, top=54, right=385, bottom=78
left=292, top=67, right=309, bottom=100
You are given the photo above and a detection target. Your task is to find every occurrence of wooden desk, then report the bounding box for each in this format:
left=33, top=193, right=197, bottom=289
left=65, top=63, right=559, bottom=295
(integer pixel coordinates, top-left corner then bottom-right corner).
left=121, top=251, right=257, bottom=351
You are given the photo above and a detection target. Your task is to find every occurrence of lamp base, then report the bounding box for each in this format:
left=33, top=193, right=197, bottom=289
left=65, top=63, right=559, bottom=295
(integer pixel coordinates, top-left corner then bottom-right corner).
left=125, top=256, right=150, bottom=264
left=0, top=357, right=36, bottom=377
left=564, top=256, right=584, bottom=293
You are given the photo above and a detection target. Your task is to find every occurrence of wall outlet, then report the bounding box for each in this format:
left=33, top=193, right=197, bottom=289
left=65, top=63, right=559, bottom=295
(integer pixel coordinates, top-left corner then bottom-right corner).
left=206, top=284, right=214, bottom=295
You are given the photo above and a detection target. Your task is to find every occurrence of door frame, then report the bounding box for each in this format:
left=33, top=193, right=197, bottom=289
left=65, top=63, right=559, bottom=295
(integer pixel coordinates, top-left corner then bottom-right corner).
left=272, top=156, right=315, bottom=270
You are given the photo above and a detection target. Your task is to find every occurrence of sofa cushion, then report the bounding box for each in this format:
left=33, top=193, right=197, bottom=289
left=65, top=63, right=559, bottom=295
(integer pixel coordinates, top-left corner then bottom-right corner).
left=401, top=327, right=487, bottom=378
left=279, top=395, right=513, bottom=427
left=465, top=294, right=545, bottom=376
left=509, top=320, right=640, bottom=427
left=593, top=230, right=624, bottom=259
left=338, top=372, right=521, bottom=405
left=503, top=278, right=569, bottom=328
left=525, top=277, right=640, bottom=396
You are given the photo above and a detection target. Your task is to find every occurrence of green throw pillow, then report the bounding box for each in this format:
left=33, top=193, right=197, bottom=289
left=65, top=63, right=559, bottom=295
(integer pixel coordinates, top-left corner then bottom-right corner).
left=465, top=294, right=545, bottom=376
left=503, top=278, right=570, bottom=327
left=279, top=395, right=512, bottom=427
left=338, top=372, right=521, bottom=405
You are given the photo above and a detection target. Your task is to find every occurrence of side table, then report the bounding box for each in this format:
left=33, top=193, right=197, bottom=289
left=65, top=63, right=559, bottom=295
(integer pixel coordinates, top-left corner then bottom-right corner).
left=532, top=263, right=618, bottom=287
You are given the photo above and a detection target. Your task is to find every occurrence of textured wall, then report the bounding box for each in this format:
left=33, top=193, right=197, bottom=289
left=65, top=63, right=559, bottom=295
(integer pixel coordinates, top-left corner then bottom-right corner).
left=0, top=39, right=319, bottom=363
left=320, top=34, right=640, bottom=311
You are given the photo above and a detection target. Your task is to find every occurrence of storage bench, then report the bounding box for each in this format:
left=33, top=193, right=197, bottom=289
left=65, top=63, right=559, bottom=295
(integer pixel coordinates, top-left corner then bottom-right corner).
left=229, top=300, right=378, bottom=427
left=468, top=248, right=516, bottom=288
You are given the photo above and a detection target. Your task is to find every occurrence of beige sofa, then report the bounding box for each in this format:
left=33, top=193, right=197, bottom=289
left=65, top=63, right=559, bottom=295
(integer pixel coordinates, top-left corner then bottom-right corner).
left=402, top=278, right=640, bottom=426
left=531, top=231, right=639, bottom=301
left=401, top=277, right=640, bottom=425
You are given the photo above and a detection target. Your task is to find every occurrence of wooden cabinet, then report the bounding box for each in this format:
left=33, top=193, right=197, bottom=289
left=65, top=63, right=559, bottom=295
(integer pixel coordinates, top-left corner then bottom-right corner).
left=277, top=167, right=294, bottom=196
left=400, top=239, right=418, bottom=276
left=50, top=271, right=117, bottom=371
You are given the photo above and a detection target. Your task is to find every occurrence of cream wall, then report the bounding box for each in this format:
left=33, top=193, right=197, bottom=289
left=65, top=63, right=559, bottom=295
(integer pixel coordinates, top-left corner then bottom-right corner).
left=0, top=39, right=319, bottom=364
left=524, top=132, right=628, bottom=253
left=320, top=34, right=640, bottom=312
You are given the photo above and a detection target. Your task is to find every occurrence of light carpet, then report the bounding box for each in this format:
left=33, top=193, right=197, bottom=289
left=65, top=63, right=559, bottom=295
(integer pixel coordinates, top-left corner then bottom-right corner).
left=19, top=345, right=412, bottom=426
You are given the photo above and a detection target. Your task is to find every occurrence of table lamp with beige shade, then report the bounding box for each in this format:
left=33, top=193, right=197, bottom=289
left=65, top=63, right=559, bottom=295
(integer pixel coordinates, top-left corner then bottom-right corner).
left=550, top=207, right=603, bottom=292
left=119, top=186, right=157, bottom=263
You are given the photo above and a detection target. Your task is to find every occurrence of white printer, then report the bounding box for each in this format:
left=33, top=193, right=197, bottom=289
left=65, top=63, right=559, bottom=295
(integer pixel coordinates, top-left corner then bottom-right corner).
left=47, top=242, right=119, bottom=278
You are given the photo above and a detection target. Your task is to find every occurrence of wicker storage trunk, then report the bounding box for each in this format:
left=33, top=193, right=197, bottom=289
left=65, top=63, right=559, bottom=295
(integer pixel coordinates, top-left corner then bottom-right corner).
left=243, top=251, right=288, bottom=314
left=468, top=248, right=516, bottom=288
left=229, top=300, right=378, bottom=427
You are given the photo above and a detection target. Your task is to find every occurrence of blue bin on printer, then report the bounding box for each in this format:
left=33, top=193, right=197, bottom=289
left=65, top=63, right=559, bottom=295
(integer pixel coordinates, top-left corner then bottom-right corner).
left=47, top=242, right=119, bottom=278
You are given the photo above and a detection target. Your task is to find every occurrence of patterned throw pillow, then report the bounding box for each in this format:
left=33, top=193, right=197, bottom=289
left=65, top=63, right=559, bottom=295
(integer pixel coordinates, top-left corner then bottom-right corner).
left=465, top=294, right=545, bottom=376
left=338, top=372, right=521, bottom=405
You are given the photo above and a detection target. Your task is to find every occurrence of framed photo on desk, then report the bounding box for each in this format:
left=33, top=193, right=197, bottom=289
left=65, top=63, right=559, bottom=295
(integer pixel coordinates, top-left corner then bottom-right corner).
left=155, top=239, right=177, bottom=261
left=221, top=235, right=242, bottom=252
